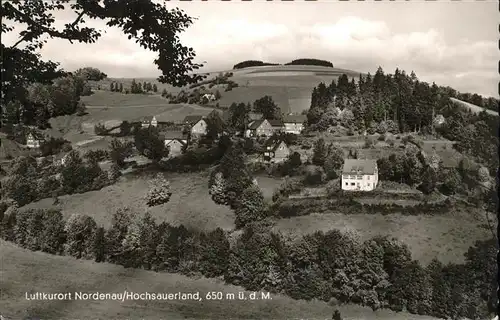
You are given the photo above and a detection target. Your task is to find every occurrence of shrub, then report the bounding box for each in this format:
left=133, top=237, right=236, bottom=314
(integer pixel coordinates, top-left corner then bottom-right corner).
left=144, top=173, right=172, bottom=207
left=304, top=165, right=325, bottom=186
left=233, top=184, right=267, bottom=228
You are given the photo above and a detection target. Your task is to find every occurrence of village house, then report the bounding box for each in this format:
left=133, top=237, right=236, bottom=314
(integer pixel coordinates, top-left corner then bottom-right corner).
left=341, top=159, right=378, bottom=191
left=262, top=137, right=290, bottom=163
left=183, top=115, right=208, bottom=136
left=160, top=130, right=188, bottom=157
left=26, top=131, right=45, bottom=149
left=283, top=114, right=307, bottom=134
left=141, top=116, right=158, bottom=128
left=268, top=119, right=285, bottom=133
left=245, top=119, right=274, bottom=138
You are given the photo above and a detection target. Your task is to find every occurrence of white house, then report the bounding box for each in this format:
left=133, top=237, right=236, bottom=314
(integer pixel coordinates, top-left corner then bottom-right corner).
left=183, top=115, right=207, bottom=136
left=26, top=132, right=45, bottom=148
left=283, top=114, right=307, bottom=134
left=165, top=139, right=187, bottom=157
left=341, top=159, right=378, bottom=191
left=245, top=119, right=274, bottom=137
left=142, top=116, right=158, bottom=128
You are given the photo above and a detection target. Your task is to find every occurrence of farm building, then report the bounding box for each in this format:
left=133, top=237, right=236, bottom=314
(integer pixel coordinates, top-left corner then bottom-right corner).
left=26, top=132, right=45, bottom=149
left=283, top=114, right=307, bottom=134
left=141, top=116, right=158, bottom=128
left=262, top=137, right=290, bottom=163
left=268, top=119, right=285, bottom=133
left=183, top=115, right=208, bottom=136
left=341, top=159, right=378, bottom=191
left=245, top=119, right=274, bottom=137
left=161, top=130, right=188, bottom=145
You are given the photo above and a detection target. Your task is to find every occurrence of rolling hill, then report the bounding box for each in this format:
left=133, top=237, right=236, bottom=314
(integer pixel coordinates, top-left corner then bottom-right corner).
left=218, top=65, right=362, bottom=113
left=0, top=240, right=442, bottom=320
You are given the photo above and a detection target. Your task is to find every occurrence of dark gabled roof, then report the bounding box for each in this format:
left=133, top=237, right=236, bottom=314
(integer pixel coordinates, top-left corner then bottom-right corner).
left=159, top=130, right=186, bottom=140
left=27, top=130, right=45, bottom=140
left=166, top=138, right=187, bottom=146
left=263, top=137, right=288, bottom=152
left=268, top=119, right=284, bottom=127
left=283, top=114, right=307, bottom=124
left=183, top=115, right=204, bottom=124
left=248, top=119, right=267, bottom=130
left=342, top=159, right=377, bottom=175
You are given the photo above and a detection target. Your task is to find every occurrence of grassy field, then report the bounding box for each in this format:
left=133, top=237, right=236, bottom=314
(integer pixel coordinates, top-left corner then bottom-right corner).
left=44, top=91, right=216, bottom=145
left=0, top=240, right=442, bottom=320
left=450, top=97, right=498, bottom=116
left=273, top=208, right=495, bottom=265
left=22, top=171, right=235, bottom=231
left=81, top=90, right=169, bottom=107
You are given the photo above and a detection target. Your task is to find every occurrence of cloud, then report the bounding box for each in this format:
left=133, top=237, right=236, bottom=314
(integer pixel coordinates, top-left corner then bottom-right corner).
left=3, top=12, right=498, bottom=97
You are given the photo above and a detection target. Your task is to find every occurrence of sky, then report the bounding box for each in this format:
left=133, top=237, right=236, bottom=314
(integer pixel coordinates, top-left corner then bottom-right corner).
left=3, top=1, right=499, bottom=97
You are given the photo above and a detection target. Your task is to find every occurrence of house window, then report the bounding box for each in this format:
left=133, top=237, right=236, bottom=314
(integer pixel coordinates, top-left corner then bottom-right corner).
left=367, top=176, right=370, bottom=180
left=367, top=183, right=371, bottom=187
left=350, top=182, right=355, bottom=186
left=345, top=182, right=348, bottom=186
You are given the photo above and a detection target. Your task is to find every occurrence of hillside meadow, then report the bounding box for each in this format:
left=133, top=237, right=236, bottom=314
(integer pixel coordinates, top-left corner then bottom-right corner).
left=0, top=240, right=443, bottom=320
left=22, top=171, right=235, bottom=231
left=273, top=207, right=495, bottom=265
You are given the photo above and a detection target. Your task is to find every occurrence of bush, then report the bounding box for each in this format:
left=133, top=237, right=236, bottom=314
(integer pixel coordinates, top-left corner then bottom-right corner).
left=303, top=165, right=326, bottom=186
left=378, top=134, right=386, bottom=141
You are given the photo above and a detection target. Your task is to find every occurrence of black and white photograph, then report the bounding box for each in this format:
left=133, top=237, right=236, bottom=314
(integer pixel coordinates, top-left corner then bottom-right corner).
left=0, top=1, right=498, bottom=319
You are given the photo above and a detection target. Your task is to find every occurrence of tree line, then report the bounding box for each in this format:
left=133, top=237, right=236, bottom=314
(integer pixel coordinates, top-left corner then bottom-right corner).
left=0, top=204, right=496, bottom=320
left=232, top=58, right=334, bottom=69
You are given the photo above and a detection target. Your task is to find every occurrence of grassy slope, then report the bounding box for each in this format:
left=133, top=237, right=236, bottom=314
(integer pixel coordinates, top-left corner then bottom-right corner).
left=450, top=97, right=498, bottom=116
left=0, top=240, right=442, bottom=320
left=22, top=171, right=235, bottom=231
left=43, top=91, right=216, bottom=145
left=273, top=208, right=495, bottom=265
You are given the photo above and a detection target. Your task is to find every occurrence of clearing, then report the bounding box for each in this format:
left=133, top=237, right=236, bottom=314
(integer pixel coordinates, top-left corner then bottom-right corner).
left=273, top=207, right=495, bottom=265
left=0, top=240, right=442, bottom=320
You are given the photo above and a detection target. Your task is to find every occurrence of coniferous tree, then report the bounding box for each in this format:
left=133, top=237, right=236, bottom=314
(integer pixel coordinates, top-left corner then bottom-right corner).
left=233, top=184, right=267, bottom=228
left=312, top=138, right=328, bottom=166
left=93, top=226, right=106, bottom=262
